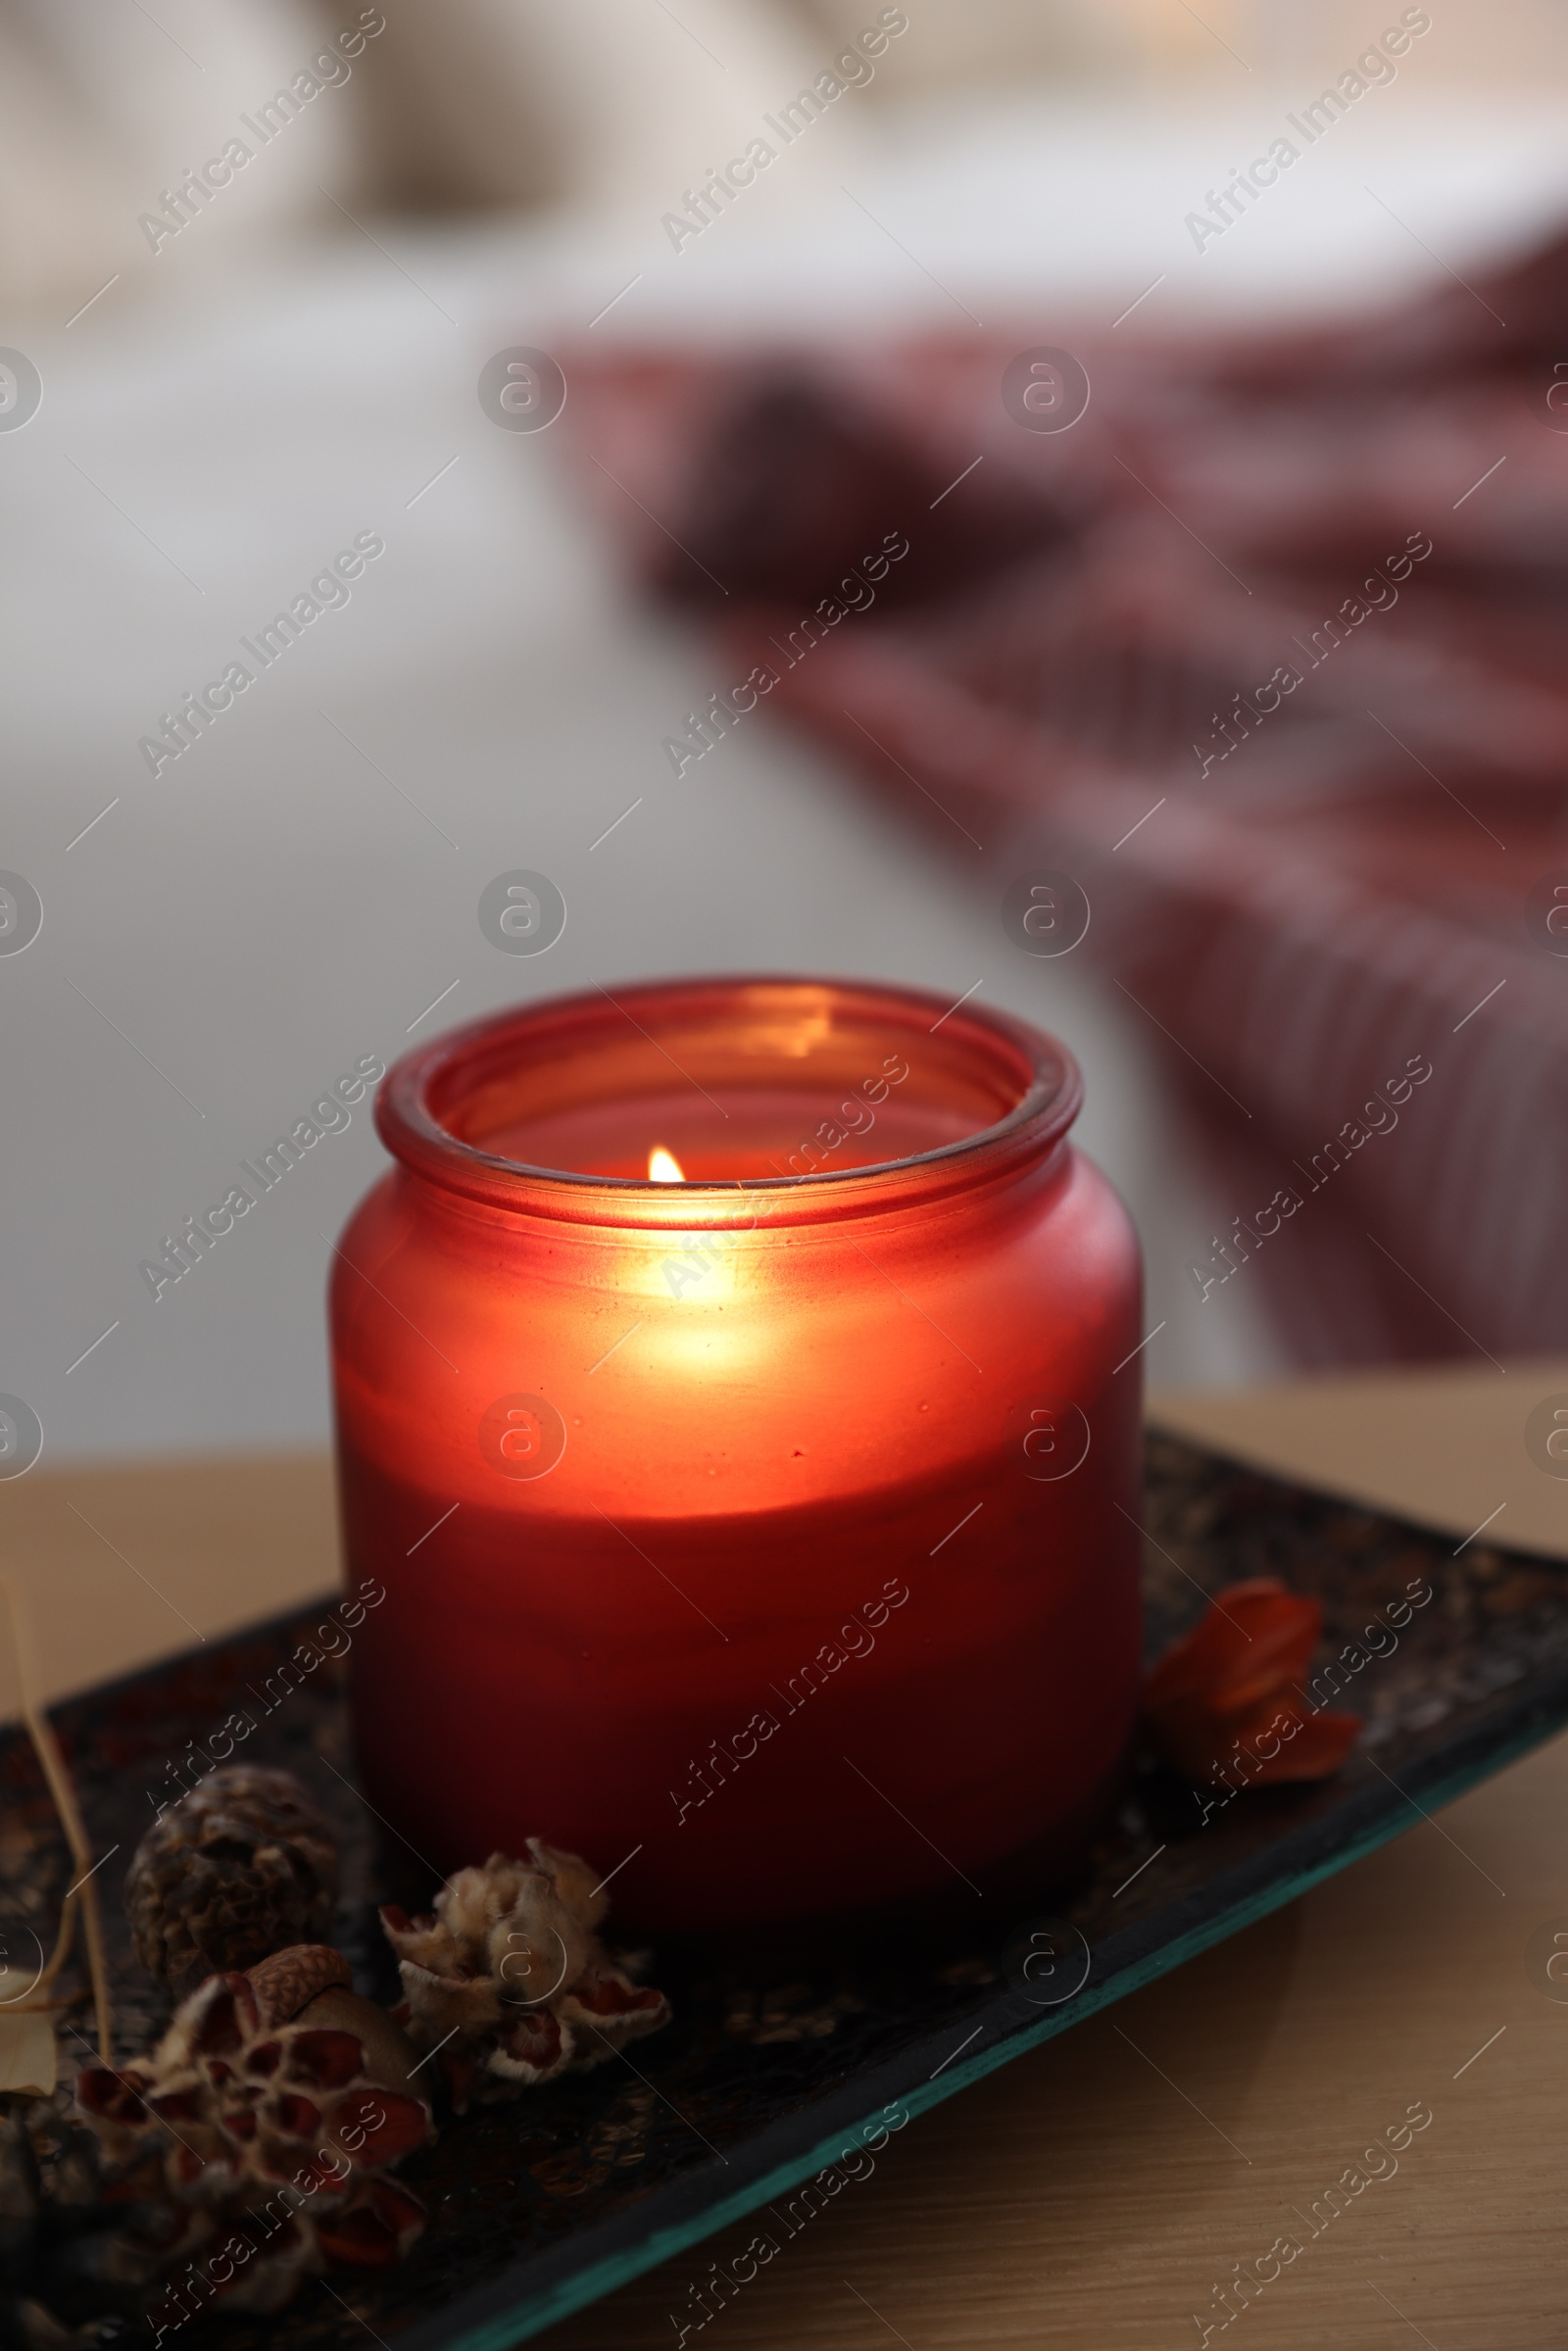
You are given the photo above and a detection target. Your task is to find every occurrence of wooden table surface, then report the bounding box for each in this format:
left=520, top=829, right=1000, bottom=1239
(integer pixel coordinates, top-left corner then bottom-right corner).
left=3, top=1362, right=1566, bottom=2347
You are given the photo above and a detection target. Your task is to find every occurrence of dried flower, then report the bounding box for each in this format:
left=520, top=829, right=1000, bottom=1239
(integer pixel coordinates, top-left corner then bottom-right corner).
left=74, top=1968, right=428, bottom=2318
left=381, top=1841, right=669, bottom=2113
left=1142, top=1578, right=1360, bottom=1787
left=124, top=1766, right=339, bottom=2000
left=247, top=1945, right=424, bottom=2102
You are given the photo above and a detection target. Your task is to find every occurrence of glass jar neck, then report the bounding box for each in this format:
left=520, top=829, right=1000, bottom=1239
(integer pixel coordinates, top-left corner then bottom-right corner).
left=376, top=976, right=1082, bottom=1231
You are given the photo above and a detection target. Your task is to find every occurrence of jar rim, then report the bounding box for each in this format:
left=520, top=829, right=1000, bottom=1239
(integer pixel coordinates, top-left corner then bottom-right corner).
left=375, top=975, right=1082, bottom=1227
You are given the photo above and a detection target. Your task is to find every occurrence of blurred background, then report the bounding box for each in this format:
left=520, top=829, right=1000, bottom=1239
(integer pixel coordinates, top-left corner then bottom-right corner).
left=4, top=0, right=1567, bottom=1462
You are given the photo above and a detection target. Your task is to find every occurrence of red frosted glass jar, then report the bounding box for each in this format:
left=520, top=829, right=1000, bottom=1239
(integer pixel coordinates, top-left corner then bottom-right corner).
left=330, top=977, right=1143, bottom=1932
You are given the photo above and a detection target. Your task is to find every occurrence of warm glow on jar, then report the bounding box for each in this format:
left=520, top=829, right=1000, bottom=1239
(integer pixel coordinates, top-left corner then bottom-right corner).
left=330, top=976, right=1144, bottom=1933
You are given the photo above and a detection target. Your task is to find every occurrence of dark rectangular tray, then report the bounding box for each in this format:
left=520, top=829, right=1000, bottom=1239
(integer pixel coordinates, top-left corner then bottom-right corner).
left=7, top=1430, right=1566, bottom=2349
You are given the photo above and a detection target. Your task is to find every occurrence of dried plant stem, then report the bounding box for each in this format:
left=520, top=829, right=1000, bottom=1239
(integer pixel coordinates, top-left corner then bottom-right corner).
left=15, top=1886, right=77, bottom=1998
left=0, top=1578, right=114, bottom=2061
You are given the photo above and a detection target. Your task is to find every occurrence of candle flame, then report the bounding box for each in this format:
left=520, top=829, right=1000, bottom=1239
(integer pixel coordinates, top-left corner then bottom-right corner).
left=648, top=1145, right=685, bottom=1183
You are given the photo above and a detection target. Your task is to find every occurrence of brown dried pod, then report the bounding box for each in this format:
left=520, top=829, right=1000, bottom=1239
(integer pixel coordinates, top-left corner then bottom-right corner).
left=289, top=1988, right=424, bottom=2105
left=246, top=1943, right=353, bottom=2029
left=245, top=1946, right=422, bottom=2103
left=75, top=1970, right=429, bottom=2320
left=124, top=1766, right=339, bottom=1999
left=381, top=1840, right=669, bottom=2114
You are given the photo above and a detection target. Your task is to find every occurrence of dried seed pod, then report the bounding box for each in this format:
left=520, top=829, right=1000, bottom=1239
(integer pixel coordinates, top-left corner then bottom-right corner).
left=289, top=1989, right=423, bottom=2105
left=244, top=1947, right=423, bottom=2103
left=381, top=1839, right=669, bottom=2113
left=75, top=1971, right=429, bottom=2319
left=124, top=1767, right=339, bottom=1999
left=246, top=1943, right=353, bottom=2029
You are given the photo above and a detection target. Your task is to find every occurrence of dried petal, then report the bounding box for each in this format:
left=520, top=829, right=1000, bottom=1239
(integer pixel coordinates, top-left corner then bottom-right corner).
left=378, top=1906, right=467, bottom=1980
left=569, top=1971, right=668, bottom=2022
left=394, top=1958, right=504, bottom=2040
left=148, top=2089, right=205, bottom=2125
left=1144, top=1579, right=1320, bottom=1711
left=490, top=2010, right=568, bottom=2083
left=321, top=2089, right=428, bottom=2166
left=1256, top=1704, right=1360, bottom=1782
left=282, top=2030, right=366, bottom=2092
left=560, top=1977, right=668, bottom=2068
left=270, top=2146, right=347, bottom=2196
left=316, top=2179, right=427, bottom=2270
left=76, top=2071, right=148, bottom=2127
left=187, top=1975, right=261, bottom=2058
left=266, top=2091, right=321, bottom=2139
left=1144, top=1579, right=1360, bottom=1787
left=442, top=2048, right=479, bottom=2111
left=365, top=2176, right=427, bottom=2250
left=527, top=1837, right=609, bottom=1935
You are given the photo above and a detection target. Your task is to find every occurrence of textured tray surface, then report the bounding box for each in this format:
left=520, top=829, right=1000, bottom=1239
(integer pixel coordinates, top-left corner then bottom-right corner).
left=7, top=1433, right=1566, bottom=2350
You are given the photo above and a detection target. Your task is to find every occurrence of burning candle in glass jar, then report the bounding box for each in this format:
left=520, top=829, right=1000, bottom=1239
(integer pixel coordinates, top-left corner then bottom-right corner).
left=330, top=977, right=1143, bottom=1932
